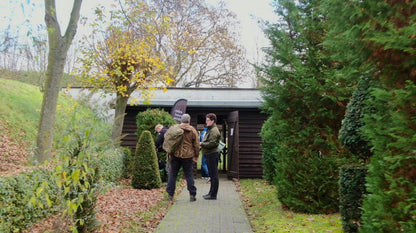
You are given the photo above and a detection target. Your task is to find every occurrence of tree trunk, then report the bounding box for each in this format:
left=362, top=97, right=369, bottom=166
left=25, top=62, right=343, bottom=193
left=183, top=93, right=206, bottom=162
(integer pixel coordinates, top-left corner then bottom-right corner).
left=35, top=41, right=67, bottom=162
left=35, top=0, right=82, bottom=163
left=111, top=93, right=129, bottom=144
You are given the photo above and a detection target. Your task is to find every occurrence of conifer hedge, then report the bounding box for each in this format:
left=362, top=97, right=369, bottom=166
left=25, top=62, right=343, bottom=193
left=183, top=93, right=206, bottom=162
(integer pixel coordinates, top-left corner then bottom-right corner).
left=132, top=130, right=162, bottom=189
left=260, top=0, right=354, bottom=214
left=324, top=0, right=416, bottom=231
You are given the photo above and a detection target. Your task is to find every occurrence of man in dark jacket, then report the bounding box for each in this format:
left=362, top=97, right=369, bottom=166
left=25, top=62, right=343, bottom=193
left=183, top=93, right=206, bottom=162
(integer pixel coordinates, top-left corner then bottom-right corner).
left=200, top=113, right=221, bottom=200
left=165, top=114, right=200, bottom=202
left=155, top=124, right=169, bottom=180
left=155, top=124, right=168, bottom=153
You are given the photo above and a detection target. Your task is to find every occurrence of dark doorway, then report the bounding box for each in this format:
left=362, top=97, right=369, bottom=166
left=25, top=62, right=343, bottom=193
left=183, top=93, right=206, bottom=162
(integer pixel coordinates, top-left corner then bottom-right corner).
left=227, top=111, right=239, bottom=179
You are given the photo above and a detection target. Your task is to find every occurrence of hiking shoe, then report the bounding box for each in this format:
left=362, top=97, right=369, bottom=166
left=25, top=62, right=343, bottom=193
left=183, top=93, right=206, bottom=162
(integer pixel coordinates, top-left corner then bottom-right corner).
left=203, top=194, right=216, bottom=200
left=190, top=195, right=196, bottom=202
left=168, top=195, right=173, bottom=202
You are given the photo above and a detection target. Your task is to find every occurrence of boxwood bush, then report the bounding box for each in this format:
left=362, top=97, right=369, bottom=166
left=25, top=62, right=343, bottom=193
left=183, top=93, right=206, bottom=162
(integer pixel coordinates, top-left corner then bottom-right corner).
left=339, top=165, right=367, bottom=233
left=260, top=117, right=279, bottom=184
left=132, top=130, right=162, bottom=189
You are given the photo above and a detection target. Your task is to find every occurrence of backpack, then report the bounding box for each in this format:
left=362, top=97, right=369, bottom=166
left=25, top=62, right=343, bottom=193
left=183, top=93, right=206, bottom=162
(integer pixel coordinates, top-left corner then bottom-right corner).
left=162, top=124, right=184, bottom=155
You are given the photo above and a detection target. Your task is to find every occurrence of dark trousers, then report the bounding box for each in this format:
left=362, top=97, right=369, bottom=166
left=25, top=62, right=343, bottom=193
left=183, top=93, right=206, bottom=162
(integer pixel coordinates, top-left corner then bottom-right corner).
left=206, top=152, right=220, bottom=197
left=166, top=156, right=196, bottom=197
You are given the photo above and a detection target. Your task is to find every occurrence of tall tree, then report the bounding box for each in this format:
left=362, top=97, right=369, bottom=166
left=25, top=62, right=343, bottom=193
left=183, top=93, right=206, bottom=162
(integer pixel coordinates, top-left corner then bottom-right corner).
left=260, top=0, right=355, bottom=213
left=124, top=0, right=248, bottom=87
left=35, top=0, right=83, bottom=162
left=324, top=0, right=416, bottom=231
left=76, top=3, right=171, bottom=142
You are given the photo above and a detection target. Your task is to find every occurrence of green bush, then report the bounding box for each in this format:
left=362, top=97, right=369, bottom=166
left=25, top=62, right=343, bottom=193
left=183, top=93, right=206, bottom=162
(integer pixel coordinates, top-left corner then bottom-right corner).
left=339, top=77, right=373, bottom=162
left=99, top=147, right=125, bottom=183
left=121, top=146, right=133, bottom=178
left=360, top=82, right=416, bottom=233
left=338, top=77, right=372, bottom=232
left=136, top=108, right=175, bottom=181
left=274, top=152, right=340, bottom=214
left=132, top=130, right=162, bottom=189
left=136, top=108, right=176, bottom=142
left=0, top=169, right=59, bottom=232
left=339, top=165, right=367, bottom=233
left=260, top=117, right=279, bottom=184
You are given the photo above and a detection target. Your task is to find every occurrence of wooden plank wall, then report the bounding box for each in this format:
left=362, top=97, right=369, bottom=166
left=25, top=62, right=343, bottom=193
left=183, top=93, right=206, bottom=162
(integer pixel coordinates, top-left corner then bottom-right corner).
left=238, top=110, right=268, bottom=178
left=121, top=106, right=268, bottom=179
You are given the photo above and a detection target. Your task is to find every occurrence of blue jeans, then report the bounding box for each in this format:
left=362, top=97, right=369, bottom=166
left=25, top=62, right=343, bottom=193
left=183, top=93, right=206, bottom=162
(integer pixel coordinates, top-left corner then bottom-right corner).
left=201, top=154, right=209, bottom=177
left=166, top=156, right=196, bottom=197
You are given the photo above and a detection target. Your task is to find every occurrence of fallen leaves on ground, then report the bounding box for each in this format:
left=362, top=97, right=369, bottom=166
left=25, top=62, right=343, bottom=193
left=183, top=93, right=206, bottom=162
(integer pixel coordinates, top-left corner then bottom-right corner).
left=0, top=120, right=31, bottom=176
left=95, top=185, right=165, bottom=232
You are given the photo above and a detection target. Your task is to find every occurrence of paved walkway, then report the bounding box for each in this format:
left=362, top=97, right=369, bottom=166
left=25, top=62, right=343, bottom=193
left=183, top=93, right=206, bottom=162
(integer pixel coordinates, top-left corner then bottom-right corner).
left=155, top=175, right=253, bottom=233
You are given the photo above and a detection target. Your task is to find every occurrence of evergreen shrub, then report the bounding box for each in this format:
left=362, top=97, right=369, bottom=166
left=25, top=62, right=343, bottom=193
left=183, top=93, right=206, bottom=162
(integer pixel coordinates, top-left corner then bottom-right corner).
left=136, top=108, right=176, bottom=142
left=132, top=130, right=162, bottom=189
left=0, top=169, right=59, bottom=232
left=99, top=147, right=125, bottom=183
left=260, top=117, right=279, bottom=184
left=275, top=152, right=340, bottom=214
left=339, top=165, right=367, bottom=233
left=136, top=108, right=176, bottom=180
left=339, top=77, right=373, bottom=162
left=360, top=82, right=416, bottom=233
left=338, top=77, right=373, bottom=232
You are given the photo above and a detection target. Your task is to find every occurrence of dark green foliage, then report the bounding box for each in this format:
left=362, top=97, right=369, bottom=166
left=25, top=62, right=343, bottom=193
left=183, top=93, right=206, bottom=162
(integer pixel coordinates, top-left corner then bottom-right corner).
left=339, top=165, right=367, bottom=233
left=260, top=0, right=354, bottom=213
left=136, top=108, right=176, bottom=142
left=323, top=0, right=416, bottom=232
left=260, top=117, right=279, bottom=184
left=136, top=108, right=175, bottom=181
left=339, top=77, right=373, bottom=162
left=121, top=146, right=134, bottom=178
left=275, top=152, right=340, bottom=214
left=59, top=129, right=102, bottom=233
left=132, top=130, right=162, bottom=189
left=98, top=147, right=125, bottom=183
left=0, top=169, right=59, bottom=232
left=360, top=82, right=416, bottom=233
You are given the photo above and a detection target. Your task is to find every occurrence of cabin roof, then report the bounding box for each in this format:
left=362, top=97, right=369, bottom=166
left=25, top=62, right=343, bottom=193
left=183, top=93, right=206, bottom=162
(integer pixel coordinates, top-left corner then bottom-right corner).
left=65, top=87, right=264, bottom=108
left=131, top=87, right=263, bottom=108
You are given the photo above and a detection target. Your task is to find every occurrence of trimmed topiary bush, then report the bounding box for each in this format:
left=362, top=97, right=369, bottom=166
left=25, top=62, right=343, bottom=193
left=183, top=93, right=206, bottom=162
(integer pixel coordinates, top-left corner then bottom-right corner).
left=260, top=117, right=279, bottom=184
left=132, top=130, right=162, bottom=189
left=339, top=76, right=373, bottom=162
left=339, top=165, right=367, bottom=233
left=136, top=108, right=176, bottom=181
left=338, top=76, right=373, bottom=232
left=136, top=108, right=176, bottom=142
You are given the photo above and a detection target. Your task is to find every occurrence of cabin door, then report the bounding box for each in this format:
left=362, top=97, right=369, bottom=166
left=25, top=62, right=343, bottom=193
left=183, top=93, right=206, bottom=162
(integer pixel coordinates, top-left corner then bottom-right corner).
left=227, top=111, right=239, bottom=179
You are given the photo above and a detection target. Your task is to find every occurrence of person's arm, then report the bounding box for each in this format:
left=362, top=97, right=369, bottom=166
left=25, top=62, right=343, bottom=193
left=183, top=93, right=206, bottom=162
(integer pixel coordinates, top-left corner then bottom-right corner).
left=192, top=129, right=200, bottom=162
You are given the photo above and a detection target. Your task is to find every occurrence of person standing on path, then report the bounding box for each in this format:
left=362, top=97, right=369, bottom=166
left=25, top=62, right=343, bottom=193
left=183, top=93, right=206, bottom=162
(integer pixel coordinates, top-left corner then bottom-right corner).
left=155, top=124, right=170, bottom=180
left=200, top=113, right=221, bottom=200
left=155, top=124, right=169, bottom=153
left=200, top=127, right=210, bottom=180
left=166, top=114, right=200, bottom=202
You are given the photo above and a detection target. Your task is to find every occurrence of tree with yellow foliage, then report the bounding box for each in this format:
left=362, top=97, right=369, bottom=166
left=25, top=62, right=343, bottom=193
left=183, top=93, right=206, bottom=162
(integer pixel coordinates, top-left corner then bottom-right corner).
left=75, top=5, right=172, bottom=142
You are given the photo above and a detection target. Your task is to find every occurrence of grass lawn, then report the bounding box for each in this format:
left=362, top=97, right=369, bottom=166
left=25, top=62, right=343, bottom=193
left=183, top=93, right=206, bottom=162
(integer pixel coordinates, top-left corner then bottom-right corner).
left=238, top=179, right=342, bottom=233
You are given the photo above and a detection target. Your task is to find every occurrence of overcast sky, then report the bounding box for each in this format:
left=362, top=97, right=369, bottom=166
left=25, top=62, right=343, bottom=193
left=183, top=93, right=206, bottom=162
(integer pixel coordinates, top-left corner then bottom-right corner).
left=1, top=0, right=277, bottom=62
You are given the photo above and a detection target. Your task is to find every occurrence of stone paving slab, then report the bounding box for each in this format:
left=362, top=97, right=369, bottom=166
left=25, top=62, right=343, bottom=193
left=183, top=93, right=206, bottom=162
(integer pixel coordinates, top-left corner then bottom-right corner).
left=155, top=176, right=253, bottom=233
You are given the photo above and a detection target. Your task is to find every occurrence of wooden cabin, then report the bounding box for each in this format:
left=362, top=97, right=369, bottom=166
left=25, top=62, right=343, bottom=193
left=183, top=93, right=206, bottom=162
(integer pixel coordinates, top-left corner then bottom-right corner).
left=121, top=88, right=268, bottom=179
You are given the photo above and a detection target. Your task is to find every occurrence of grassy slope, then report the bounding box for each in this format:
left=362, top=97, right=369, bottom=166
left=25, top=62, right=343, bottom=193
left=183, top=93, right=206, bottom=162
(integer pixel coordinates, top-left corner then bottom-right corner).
left=0, top=78, right=44, bottom=143
left=239, top=179, right=342, bottom=233
left=0, top=78, right=104, bottom=152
